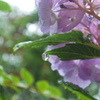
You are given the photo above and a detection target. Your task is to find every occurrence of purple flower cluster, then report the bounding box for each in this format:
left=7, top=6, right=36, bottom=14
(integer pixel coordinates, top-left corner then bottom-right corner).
left=47, top=44, right=91, bottom=88
left=47, top=44, right=100, bottom=88
left=36, top=0, right=84, bottom=34
left=36, top=0, right=100, bottom=88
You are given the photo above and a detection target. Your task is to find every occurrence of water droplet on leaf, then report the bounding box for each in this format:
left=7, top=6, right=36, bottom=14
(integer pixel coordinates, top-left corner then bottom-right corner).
left=42, top=53, right=49, bottom=61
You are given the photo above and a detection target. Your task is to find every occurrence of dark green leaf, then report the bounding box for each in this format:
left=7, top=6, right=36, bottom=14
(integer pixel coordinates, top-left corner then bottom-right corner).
left=46, top=43, right=100, bottom=60
left=0, top=1, right=11, bottom=12
left=61, top=82, right=96, bottom=100
left=13, top=31, right=84, bottom=52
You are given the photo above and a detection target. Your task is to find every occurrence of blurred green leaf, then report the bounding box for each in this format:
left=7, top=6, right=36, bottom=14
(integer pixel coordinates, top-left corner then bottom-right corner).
left=36, top=80, right=50, bottom=93
left=49, top=86, right=62, bottom=97
left=20, top=68, right=34, bottom=86
left=9, top=85, right=20, bottom=92
left=0, top=67, right=4, bottom=74
left=86, top=83, right=99, bottom=96
left=0, top=68, right=11, bottom=86
left=0, top=1, right=11, bottom=12
left=0, top=94, right=5, bottom=100
left=62, top=82, right=96, bottom=100
left=9, top=75, right=20, bottom=84
left=0, top=76, right=4, bottom=85
left=36, top=80, right=62, bottom=97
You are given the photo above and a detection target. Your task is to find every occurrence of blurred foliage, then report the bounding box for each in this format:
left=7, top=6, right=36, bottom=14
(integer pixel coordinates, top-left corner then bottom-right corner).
left=0, top=1, right=11, bottom=12
left=0, top=1, right=65, bottom=100
left=0, top=1, right=99, bottom=100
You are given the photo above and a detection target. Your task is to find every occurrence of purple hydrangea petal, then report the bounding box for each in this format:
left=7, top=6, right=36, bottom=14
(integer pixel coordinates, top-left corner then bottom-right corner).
left=78, top=58, right=100, bottom=84
left=57, top=61, right=77, bottom=76
left=93, top=69, right=100, bottom=83
left=49, top=55, right=60, bottom=70
left=57, top=1, right=85, bottom=32
left=91, top=59, right=100, bottom=83
left=78, top=59, right=96, bottom=80
left=58, top=9, right=85, bottom=32
left=64, top=69, right=91, bottom=88
left=37, top=0, right=57, bottom=33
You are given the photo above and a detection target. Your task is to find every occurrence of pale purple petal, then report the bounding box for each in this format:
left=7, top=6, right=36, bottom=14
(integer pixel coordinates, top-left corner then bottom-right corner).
left=78, top=59, right=96, bottom=80
left=64, top=69, right=91, bottom=88
left=57, top=3, right=85, bottom=32
left=37, top=0, right=57, bottom=33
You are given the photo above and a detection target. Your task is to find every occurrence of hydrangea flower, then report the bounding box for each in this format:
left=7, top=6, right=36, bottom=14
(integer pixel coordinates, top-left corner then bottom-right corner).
left=36, top=0, right=100, bottom=89
left=36, top=0, right=85, bottom=34
left=47, top=44, right=91, bottom=88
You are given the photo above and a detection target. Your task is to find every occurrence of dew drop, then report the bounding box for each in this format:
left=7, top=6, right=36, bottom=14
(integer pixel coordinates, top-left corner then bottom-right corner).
left=42, top=53, right=49, bottom=61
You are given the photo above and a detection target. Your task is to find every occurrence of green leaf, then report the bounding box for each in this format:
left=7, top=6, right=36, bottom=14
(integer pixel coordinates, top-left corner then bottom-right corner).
left=86, top=83, right=99, bottom=95
left=9, top=85, right=20, bottom=92
left=61, top=82, right=96, bottom=100
left=36, top=80, right=62, bottom=97
left=36, top=80, right=50, bottom=93
left=48, top=86, right=62, bottom=97
left=0, top=68, right=12, bottom=85
left=9, top=75, right=20, bottom=84
left=0, top=94, right=5, bottom=100
left=13, top=31, right=84, bottom=52
left=20, top=68, right=34, bottom=86
left=0, top=1, right=11, bottom=12
left=46, top=43, right=100, bottom=61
